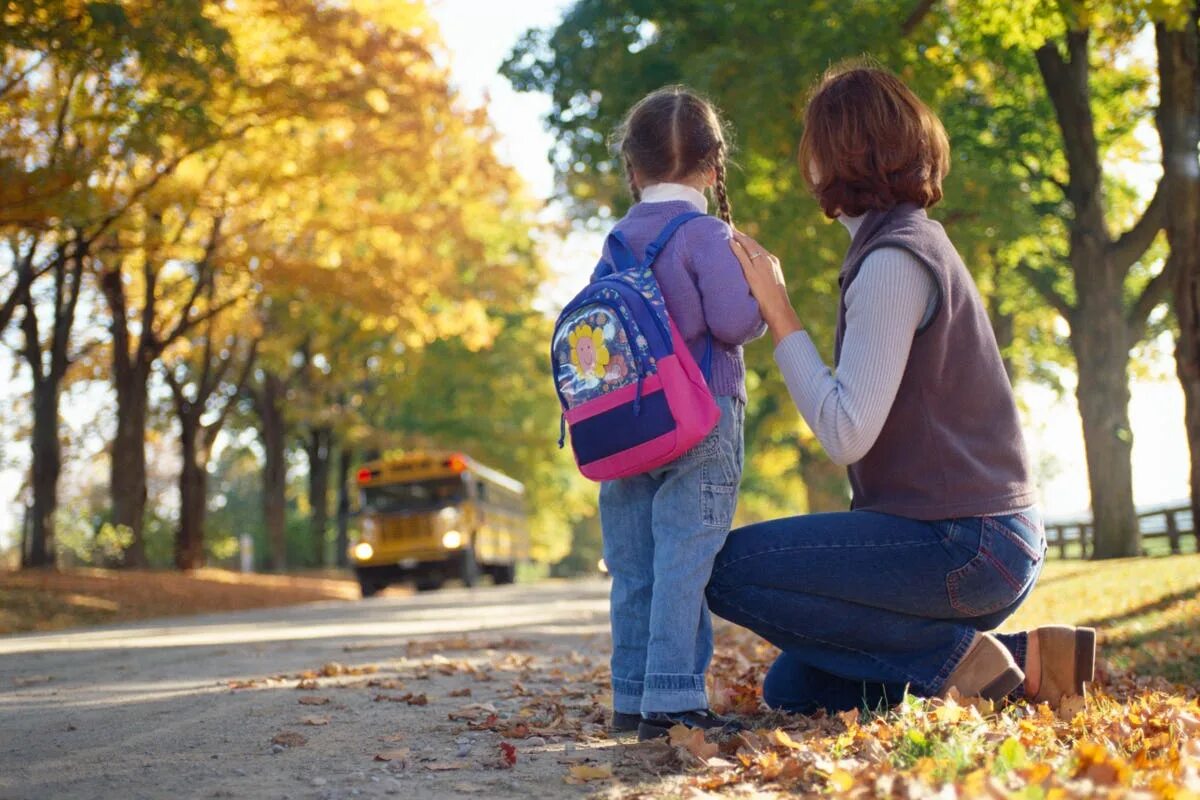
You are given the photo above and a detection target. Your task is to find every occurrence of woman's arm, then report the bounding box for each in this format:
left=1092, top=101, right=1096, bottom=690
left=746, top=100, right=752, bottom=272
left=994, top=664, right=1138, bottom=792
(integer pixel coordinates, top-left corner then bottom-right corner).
left=776, top=250, right=934, bottom=465
left=729, top=232, right=935, bottom=465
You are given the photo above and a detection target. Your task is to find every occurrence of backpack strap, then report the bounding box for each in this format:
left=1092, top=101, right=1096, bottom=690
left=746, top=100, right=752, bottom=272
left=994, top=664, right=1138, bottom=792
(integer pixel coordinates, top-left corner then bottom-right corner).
left=642, top=211, right=704, bottom=268
left=606, top=210, right=716, bottom=381
left=605, top=230, right=641, bottom=272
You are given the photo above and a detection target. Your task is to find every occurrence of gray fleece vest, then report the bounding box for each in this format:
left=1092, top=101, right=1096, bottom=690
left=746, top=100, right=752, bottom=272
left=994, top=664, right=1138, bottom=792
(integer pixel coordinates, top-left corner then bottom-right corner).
left=834, top=203, right=1036, bottom=520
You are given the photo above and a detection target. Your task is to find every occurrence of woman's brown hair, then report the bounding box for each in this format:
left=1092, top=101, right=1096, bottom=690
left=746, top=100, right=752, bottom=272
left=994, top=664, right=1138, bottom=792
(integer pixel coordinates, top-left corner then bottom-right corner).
left=613, top=86, right=734, bottom=225
left=799, top=62, right=950, bottom=219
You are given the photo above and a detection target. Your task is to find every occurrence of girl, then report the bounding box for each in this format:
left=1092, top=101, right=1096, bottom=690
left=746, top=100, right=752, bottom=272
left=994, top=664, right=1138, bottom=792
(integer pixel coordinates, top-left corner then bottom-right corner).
left=707, top=64, right=1092, bottom=713
left=597, top=87, right=765, bottom=740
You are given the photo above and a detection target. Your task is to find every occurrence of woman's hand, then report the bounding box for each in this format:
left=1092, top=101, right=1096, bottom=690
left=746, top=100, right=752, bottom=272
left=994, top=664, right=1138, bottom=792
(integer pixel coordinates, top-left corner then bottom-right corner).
left=729, top=231, right=804, bottom=346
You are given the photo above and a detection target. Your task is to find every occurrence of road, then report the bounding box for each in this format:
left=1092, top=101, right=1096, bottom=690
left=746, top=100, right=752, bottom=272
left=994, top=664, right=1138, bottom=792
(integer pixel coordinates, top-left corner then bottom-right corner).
left=0, top=579, right=618, bottom=800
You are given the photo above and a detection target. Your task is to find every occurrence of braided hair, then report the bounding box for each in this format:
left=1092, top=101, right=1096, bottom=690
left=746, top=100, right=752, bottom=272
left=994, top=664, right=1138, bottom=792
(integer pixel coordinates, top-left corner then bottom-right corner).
left=613, top=86, right=734, bottom=226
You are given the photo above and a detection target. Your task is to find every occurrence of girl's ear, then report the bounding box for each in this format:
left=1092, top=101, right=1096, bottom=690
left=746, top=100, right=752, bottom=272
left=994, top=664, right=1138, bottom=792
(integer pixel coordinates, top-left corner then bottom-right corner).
left=629, top=168, right=643, bottom=190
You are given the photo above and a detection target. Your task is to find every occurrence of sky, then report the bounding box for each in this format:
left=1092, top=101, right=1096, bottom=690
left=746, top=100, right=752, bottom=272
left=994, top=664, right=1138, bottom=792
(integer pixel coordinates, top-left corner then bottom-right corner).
left=0, top=1, right=1190, bottom=548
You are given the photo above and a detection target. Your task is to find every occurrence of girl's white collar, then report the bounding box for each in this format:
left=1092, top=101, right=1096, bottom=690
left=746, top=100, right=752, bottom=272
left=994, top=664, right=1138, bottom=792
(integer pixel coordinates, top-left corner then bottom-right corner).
left=640, top=182, right=708, bottom=214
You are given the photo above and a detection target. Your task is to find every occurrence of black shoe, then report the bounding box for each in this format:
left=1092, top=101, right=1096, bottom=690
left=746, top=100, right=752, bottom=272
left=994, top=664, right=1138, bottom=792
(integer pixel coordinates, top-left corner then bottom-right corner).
left=610, top=711, right=641, bottom=733
left=637, top=709, right=742, bottom=741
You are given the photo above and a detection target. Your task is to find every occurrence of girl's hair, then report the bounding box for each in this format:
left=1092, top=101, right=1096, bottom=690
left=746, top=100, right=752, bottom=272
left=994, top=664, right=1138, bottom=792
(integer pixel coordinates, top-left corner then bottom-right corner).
left=799, top=61, right=950, bottom=219
left=613, top=86, right=734, bottom=225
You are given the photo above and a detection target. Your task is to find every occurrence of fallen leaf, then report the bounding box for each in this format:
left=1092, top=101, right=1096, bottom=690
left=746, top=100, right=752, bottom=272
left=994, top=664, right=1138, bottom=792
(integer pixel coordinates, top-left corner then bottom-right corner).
left=298, top=696, right=330, bottom=706
left=374, top=748, right=410, bottom=763
left=772, top=729, right=804, bottom=750
left=566, top=763, right=613, bottom=782
left=300, top=716, right=329, bottom=726
left=828, top=769, right=855, bottom=792
left=668, top=725, right=719, bottom=760
left=449, top=687, right=472, bottom=697
left=271, top=732, right=307, bottom=747
left=499, top=741, right=517, bottom=768
left=296, top=679, right=320, bottom=690
left=14, top=675, right=54, bottom=687
left=424, top=761, right=469, bottom=771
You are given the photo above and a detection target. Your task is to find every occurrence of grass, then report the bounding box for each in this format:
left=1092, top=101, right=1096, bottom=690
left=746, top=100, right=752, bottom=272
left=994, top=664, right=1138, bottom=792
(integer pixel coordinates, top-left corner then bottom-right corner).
left=1003, top=553, right=1200, bottom=684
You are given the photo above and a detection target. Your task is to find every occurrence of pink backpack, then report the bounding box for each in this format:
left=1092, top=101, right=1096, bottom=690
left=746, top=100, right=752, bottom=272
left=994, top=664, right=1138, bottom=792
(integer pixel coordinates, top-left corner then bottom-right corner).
left=551, top=212, right=719, bottom=481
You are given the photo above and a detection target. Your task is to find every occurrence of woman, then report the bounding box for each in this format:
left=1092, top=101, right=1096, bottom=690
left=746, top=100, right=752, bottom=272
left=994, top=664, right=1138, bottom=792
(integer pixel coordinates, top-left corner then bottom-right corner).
left=706, top=63, right=1095, bottom=713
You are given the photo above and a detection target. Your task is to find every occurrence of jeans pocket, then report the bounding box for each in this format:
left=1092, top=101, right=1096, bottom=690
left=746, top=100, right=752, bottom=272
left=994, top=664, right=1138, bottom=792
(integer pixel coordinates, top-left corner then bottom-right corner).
left=701, top=483, right=736, bottom=530
left=945, top=516, right=1042, bottom=617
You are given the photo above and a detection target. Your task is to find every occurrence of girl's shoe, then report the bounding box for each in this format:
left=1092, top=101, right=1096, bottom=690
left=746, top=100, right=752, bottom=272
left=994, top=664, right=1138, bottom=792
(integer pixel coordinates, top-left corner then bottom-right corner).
left=637, top=708, right=742, bottom=741
left=942, top=632, right=1024, bottom=701
left=1027, top=626, right=1096, bottom=706
left=610, top=711, right=641, bottom=733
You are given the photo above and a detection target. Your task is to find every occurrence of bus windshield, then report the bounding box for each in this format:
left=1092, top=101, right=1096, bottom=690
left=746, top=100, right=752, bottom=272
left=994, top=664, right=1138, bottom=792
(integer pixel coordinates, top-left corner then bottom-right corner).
left=361, top=477, right=465, bottom=514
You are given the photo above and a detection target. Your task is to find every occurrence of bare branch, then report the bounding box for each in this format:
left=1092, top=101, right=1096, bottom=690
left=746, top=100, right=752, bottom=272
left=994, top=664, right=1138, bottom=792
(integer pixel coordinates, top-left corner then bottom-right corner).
left=1108, top=180, right=1166, bottom=270
left=1016, top=261, right=1074, bottom=320
left=0, top=53, right=48, bottom=99
left=901, top=0, right=938, bottom=36
left=1127, top=267, right=1171, bottom=340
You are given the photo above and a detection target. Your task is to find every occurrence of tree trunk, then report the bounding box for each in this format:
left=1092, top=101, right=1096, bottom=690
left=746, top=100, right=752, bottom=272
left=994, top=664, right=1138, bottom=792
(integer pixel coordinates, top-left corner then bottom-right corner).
left=258, top=372, right=288, bottom=571
left=1072, top=264, right=1140, bottom=559
left=335, top=447, right=353, bottom=568
left=1157, top=12, right=1200, bottom=547
left=175, top=419, right=209, bottom=570
left=25, top=379, right=61, bottom=568
left=1034, top=33, right=1161, bottom=559
left=305, top=427, right=333, bottom=565
left=111, top=361, right=152, bottom=566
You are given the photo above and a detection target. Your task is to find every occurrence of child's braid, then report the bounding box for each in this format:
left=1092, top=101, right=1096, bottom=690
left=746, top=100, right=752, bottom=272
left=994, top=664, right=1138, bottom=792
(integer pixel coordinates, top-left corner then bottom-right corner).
left=713, top=157, right=733, bottom=226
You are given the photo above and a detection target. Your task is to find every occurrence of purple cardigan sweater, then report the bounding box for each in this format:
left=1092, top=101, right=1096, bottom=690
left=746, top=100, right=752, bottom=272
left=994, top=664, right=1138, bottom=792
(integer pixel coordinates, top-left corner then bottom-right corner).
left=592, top=200, right=766, bottom=403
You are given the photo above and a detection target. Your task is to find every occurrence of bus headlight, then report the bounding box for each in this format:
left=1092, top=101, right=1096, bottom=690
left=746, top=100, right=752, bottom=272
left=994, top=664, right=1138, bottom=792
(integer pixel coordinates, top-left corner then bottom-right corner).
left=352, top=542, right=374, bottom=561
left=437, top=508, right=461, bottom=528
left=441, top=530, right=463, bottom=549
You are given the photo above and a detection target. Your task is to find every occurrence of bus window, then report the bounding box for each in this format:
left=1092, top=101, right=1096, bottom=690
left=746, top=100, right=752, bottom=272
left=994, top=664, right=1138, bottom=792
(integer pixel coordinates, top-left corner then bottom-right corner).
left=361, top=477, right=464, bottom=514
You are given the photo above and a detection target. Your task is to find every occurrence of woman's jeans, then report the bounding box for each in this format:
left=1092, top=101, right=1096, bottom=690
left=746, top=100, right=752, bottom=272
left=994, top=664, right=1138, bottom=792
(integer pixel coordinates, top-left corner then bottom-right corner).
left=705, top=507, right=1045, bottom=714
left=600, top=396, right=744, bottom=715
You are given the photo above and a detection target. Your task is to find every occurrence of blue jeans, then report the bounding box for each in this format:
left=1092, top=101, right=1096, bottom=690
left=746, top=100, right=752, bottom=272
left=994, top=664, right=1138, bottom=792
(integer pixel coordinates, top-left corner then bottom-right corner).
left=705, top=508, right=1045, bottom=713
left=600, top=395, right=744, bottom=714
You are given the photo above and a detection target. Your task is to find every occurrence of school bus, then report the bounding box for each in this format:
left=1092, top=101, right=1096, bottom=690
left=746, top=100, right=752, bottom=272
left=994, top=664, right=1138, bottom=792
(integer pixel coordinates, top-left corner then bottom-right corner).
left=348, top=452, right=530, bottom=596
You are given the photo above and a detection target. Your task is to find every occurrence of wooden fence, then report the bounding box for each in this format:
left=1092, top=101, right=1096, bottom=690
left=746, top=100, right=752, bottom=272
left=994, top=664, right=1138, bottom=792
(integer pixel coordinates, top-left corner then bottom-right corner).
left=1045, top=503, right=1196, bottom=559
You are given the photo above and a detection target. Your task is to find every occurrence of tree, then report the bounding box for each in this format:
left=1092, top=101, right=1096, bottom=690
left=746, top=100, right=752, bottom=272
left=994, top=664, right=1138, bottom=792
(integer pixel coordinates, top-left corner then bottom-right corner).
left=1, top=1, right=233, bottom=567
left=1154, top=5, right=1200, bottom=540
left=16, top=236, right=82, bottom=566
left=162, top=280, right=258, bottom=570
left=944, top=2, right=1171, bottom=557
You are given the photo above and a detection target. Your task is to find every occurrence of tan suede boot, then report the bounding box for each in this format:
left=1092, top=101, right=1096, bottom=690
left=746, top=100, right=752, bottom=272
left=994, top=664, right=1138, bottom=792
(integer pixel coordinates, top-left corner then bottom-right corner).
left=1027, top=626, right=1096, bottom=706
left=942, top=632, right=1025, bottom=700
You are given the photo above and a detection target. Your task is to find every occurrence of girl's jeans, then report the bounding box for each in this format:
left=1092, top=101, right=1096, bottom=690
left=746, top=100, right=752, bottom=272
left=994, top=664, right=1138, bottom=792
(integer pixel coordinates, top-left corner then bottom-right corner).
left=705, top=507, right=1045, bottom=713
left=600, top=395, right=744, bottom=715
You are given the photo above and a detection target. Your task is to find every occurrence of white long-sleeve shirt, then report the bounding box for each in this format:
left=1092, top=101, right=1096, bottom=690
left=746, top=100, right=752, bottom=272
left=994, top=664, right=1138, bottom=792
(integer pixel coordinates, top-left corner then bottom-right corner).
left=774, top=214, right=939, bottom=465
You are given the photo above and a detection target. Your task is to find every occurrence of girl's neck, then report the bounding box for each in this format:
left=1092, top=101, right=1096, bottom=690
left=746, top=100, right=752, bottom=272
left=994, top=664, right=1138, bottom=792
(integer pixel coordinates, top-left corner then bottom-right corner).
left=639, top=182, right=708, bottom=214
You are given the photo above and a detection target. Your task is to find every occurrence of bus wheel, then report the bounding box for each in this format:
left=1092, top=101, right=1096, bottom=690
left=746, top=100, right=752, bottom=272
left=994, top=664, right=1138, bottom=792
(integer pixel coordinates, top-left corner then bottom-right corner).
left=491, top=564, right=516, bottom=585
left=358, top=577, right=386, bottom=598
left=460, top=548, right=480, bottom=588
left=415, top=577, right=444, bottom=592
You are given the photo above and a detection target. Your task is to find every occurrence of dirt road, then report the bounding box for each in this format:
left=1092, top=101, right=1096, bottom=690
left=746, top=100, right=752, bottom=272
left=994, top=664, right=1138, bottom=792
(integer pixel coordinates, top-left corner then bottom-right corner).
left=0, top=579, right=633, bottom=800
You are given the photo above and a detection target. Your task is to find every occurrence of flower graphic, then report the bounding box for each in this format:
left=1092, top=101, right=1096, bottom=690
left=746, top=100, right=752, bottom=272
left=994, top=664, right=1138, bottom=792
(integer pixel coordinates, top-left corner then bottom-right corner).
left=569, top=324, right=610, bottom=379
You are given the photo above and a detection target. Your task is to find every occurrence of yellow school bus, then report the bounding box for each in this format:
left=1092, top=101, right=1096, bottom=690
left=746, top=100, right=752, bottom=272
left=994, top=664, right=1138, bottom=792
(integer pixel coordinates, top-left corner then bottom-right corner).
left=348, top=452, right=530, bottom=596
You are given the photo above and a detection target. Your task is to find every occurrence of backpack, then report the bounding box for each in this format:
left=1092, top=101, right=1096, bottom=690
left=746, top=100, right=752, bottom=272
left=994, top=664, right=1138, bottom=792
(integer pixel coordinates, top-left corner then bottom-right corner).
left=551, top=211, right=720, bottom=481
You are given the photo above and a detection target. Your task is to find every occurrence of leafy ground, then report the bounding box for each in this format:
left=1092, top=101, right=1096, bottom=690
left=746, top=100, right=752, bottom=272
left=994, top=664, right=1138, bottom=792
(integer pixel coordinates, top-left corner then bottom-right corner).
left=3, top=556, right=1200, bottom=798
